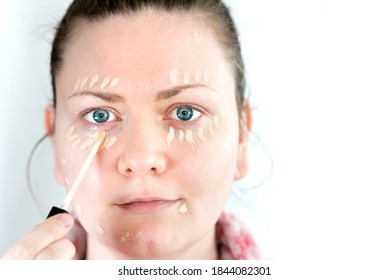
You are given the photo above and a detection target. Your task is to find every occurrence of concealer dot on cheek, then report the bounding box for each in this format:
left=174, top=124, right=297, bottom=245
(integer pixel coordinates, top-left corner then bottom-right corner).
left=179, top=130, right=184, bottom=143
left=178, top=203, right=188, bottom=215
left=197, top=127, right=206, bottom=142
left=95, top=223, right=105, bottom=236
left=167, top=127, right=175, bottom=146
left=185, top=130, right=195, bottom=145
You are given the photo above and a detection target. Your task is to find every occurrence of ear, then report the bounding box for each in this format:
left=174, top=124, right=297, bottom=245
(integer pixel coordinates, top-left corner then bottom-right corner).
left=45, top=105, right=65, bottom=185
left=234, top=100, right=252, bottom=180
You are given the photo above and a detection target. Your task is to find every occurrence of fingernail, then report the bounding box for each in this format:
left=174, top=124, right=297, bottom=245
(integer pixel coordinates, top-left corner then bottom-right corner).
left=56, top=214, right=73, bottom=227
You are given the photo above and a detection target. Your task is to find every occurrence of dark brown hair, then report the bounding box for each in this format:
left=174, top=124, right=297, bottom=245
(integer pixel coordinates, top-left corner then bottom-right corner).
left=50, top=0, right=246, bottom=113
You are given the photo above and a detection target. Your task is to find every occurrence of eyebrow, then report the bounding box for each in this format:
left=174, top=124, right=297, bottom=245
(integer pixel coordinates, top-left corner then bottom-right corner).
left=68, top=91, right=125, bottom=103
left=155, top=84, right=213, bottom=102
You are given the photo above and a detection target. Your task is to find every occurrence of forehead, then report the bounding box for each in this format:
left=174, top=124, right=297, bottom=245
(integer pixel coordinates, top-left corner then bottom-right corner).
left=58, top=10, right=231, bottom=89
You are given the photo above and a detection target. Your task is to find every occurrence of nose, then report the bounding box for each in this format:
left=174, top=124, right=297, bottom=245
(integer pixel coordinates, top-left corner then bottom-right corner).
left=117, top=125, right=167, bottom=176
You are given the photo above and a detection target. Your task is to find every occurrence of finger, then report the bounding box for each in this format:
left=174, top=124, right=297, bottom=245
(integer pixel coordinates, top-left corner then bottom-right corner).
left=1, top=213, right=74, bottom=260
left=35, top=238, right=76, bottom=260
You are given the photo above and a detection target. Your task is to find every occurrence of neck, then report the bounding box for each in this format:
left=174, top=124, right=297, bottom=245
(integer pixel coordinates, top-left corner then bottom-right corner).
left=86, top=227, right=218, bottom=260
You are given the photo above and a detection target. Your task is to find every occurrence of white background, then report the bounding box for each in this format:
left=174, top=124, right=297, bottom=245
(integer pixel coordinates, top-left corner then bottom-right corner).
left=1, top=0, right=389, bottom=261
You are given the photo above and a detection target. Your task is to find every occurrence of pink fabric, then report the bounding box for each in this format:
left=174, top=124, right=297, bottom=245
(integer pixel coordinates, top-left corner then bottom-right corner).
left=67, top=211, right=261, bottom=260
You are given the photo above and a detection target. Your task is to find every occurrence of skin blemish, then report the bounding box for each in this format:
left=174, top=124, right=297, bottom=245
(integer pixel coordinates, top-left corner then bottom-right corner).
left=197, top=127, right=206, bottom=142
left=179, top=130, right=184, bottom=143
left=95, top=224, right=105, bottom=236
left=74, top=78, right=81, bottom=91
left=185, top=129, right=195, bottom=145
left=167, top=127, right=175, bottom=146
left=169, top=68, right=179, bottom=85
left=100, top=76, right=111, bottom=89
left=183, top=71, right=190, bottom=84
left=178, top=203, right=188, bottom=215
left=89, top=75, right=99, bottom=88
left=80, top=76, right=88, bottom=89
left=109, top=77, right=119, bottom=88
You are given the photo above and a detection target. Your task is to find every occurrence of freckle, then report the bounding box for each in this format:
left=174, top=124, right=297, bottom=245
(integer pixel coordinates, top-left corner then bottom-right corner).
left=89, top=75, right=99, bottom=87
left=65, top=125, right=75, bottom=141
left=183, top=71, right=190, bottom=84
left=95, top=224, right=105, bottom=236
left=185, top=129, right=195, bottom=144
left=100, top=76, right=111, bottom=89
left=80, top=76, right=88, bottom=89
left=179, top=130, right=184, bottom=143
left=74, top=203, right=82, bottom=217
left=106, top=136, right=118, bottom=149
left=167, top=127, right=175, bottom=146
left=204, top=71, right=209, bottom=82
left=74, top=78, right=81, bottom=91
left=169, top=68, right=179, bottom=85
left=197, top=127, right=206, bottom=142
left=195, top=69, right=201, bottom=82
left=109, top=77, right=119, bottom=88
left=214, top=115, right=220, bottom=128
left=209, top=125, right=215, bottom=136
left=178, top=203, right=188, bottom=215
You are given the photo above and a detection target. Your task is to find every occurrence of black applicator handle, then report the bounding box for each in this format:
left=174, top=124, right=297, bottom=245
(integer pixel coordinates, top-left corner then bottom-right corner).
left=46, top=206, right=69, bottom=219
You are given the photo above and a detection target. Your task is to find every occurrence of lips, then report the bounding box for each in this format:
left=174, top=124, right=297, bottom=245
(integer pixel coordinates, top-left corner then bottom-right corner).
left=115, top=197, right=179, bottom=213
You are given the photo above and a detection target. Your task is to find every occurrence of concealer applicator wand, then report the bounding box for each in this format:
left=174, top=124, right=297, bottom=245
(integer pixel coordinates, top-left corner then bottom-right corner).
left=47, top=131, right=107, bottom=218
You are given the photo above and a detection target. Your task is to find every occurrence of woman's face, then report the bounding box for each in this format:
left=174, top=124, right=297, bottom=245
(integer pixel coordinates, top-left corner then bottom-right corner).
left=47, top=10, right=248, bottom=259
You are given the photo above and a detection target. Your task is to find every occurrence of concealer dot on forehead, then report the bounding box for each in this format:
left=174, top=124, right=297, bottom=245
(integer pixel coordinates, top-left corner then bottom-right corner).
left=169, top=68, right=179, bottom=85
left=73, top=74, right=120, bottom=92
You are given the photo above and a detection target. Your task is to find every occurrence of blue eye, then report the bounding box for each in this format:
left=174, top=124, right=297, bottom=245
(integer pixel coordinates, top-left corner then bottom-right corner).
left=171, top=106, right=201, bottom=122
left=84, top=109, right=116, bottom=123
